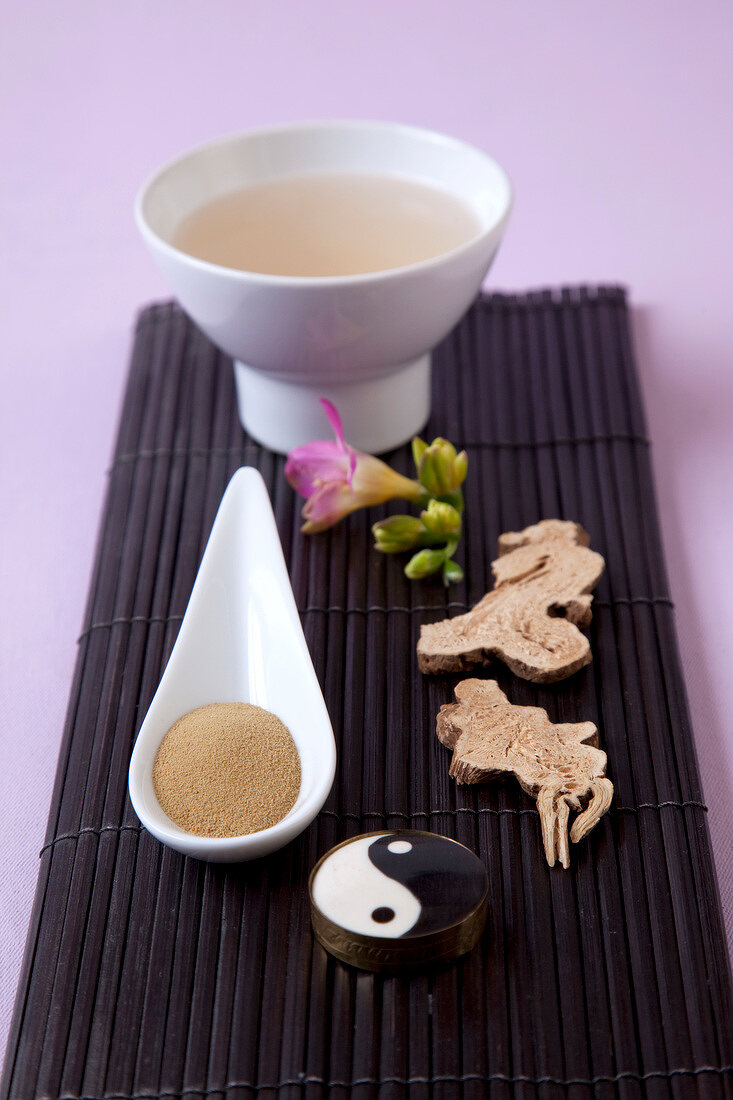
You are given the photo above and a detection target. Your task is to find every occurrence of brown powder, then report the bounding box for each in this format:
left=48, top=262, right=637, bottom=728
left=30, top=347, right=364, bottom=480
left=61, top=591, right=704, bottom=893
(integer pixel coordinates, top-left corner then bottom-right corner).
left=152, top=702, right=301, bottom=838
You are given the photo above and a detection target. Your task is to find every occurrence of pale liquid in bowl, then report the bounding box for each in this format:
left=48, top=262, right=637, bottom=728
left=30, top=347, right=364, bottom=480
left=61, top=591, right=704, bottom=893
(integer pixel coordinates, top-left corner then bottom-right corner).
left=171, top=172, right=482, bottom=277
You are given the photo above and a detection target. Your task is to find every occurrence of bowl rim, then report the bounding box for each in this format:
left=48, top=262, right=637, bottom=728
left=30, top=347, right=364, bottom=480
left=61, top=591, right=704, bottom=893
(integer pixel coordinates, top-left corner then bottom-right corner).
left=134, top=118, right=513, bottom=288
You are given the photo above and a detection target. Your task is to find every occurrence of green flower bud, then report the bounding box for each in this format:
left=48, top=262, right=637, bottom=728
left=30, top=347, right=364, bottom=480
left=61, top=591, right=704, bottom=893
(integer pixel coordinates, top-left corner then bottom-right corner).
left=442, top=559, right=465, bottom=585
left=411, top=436, right=428, bottom=471
left=372, top=515, right=425, bottom=553
left=416, top=438, right=469, bottom=495
left=404, top=547, right=446, bottom=580
left=420, top=499, right=461, bottom=538
left=416, top=449, right=441, bottom=497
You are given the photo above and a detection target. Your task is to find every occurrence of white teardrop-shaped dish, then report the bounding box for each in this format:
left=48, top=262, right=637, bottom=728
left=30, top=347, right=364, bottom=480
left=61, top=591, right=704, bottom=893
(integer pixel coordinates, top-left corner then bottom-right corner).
left=128, top=466, right=336, bottom=861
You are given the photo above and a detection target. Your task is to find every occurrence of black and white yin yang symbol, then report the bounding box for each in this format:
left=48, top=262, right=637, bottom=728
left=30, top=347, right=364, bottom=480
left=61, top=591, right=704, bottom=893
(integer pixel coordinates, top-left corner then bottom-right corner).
left=311, top=831, right=487, bottom=939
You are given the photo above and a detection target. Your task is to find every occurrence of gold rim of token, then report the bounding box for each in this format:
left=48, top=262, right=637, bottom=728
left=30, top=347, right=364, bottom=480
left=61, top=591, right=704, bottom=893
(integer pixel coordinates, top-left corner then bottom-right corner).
left=308, top=830, right=489, bottom=972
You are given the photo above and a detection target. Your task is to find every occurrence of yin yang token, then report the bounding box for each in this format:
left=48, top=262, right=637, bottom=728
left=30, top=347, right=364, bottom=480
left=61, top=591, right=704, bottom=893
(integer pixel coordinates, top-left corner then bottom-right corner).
left=309, top=831, right=488, bottom=971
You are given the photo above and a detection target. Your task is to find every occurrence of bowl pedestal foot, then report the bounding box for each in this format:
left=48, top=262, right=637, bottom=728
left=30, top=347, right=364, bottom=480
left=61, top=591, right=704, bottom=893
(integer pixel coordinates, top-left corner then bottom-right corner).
left=233, top=354, right=432, bottom=455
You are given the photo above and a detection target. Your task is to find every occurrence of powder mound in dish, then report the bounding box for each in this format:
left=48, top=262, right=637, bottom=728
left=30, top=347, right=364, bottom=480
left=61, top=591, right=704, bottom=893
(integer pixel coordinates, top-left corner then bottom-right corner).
left=152, top=702, right=301, bottom=838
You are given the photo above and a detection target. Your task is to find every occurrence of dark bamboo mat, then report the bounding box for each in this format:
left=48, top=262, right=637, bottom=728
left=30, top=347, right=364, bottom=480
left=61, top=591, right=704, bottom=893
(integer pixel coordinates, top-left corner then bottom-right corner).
left=3, top=288, right=732, bottom=1100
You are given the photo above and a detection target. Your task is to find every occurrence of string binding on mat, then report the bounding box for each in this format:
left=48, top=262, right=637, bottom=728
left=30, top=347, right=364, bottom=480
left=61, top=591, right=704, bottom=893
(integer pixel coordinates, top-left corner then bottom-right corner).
left=109, top=443, right=261, bottom=471
left=295, top=596, right=674, bottom=612
left=50, top=1062, right=733, bottom=1099
left=38, top=799, right=708, bottom=857
left=319, top=802, right=708, bottom=822
left=75, top=596, right=674, bottom=642
left=462, top=432, right=650, bottom=449
left=107, top=430, right=650, bottom=474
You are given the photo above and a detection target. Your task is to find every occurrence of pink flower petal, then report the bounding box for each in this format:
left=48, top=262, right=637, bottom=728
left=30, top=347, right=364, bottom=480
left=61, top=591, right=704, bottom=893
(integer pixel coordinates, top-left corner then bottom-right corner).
left=285, top=440, right=352, bottom=496
left=319, top=397, right=357, bottom=487
left=320, top=398, right=346, bottom=449
left=346, top=446, right=357, bottom=488
left=302, top=481, right=358, bottom=532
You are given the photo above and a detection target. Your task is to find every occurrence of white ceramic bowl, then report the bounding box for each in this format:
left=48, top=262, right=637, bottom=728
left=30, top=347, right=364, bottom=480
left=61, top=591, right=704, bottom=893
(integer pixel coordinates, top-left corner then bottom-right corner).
left=135, top=120, right=512, bottom=454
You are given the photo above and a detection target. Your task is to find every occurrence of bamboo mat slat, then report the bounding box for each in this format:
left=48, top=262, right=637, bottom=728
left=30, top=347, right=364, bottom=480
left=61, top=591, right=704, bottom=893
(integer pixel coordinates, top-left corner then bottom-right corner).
left=2, top=288, right=732, bottom=1100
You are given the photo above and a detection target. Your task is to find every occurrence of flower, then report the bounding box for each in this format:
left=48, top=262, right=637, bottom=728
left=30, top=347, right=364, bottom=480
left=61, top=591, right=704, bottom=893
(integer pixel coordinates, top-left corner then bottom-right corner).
left=286, top=402, right=469, bottom=585
left=285, top=399, right=424, bottom=533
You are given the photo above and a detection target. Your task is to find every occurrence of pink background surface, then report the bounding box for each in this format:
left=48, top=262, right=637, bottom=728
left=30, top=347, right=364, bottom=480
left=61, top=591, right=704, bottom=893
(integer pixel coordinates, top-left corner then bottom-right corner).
left=2, top=0, right=731, bottom=1056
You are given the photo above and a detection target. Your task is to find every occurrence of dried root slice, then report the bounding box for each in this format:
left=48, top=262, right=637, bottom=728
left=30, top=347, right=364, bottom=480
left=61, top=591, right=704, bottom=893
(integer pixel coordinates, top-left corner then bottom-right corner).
left=418, top=519, right=605, bottom=683
left=436, top=678, right=613, bottom=868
